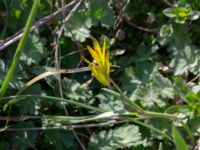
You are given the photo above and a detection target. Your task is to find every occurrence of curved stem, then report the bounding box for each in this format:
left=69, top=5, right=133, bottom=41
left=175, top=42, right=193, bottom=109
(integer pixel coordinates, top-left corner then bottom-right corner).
left=3, top=94, right=104, bottom=113
left=132, top=119, right=174, bottom=143
left=180, top=121, right=195, bottom=148
left=110, top=79, right=144, bottom=113
left=142, top=111, right=178, bottom=120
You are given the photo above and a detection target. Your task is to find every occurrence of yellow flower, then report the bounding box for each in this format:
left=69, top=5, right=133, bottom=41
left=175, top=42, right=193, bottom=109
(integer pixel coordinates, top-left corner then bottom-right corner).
left=83, top=38, right=110, bottom=86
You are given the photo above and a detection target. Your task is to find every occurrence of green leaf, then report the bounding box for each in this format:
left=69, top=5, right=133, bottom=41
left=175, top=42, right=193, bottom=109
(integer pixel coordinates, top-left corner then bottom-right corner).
left=121, top=61, right=155, bottom=98
left=169, top=24, right=192, bottom=48
left=97, top=92, right=124, bottom=112
left=11, top=121, right=38, bottom=150
left=131, top=73, right=173, bottom=108
left=151, top=73, right=174, bottom=99
left=64, top=9, right=91, bottom=42
left=89, top=0, right=114, bottom=27
left=0, top=142, right=9, bottom=150
left=0, top=60, right=6, bottom=85
left=163, top=7, right=191, bottom=24
left=133, top=83, right=165, bottom=108
left=14, top=84, right=41, bottom=115
left=20, top=32, right=47, bottom=66
left=172, top=126, right=189, bottom=150
left=112, top=125, right=142, bottom=148
left=158, top=24, right=174, bottom=46
left=169, top=45, right=200, bottom=75
left=146, top=118, right=172, bottom=140
left=44, top=130, right=77, bottom=150
left=89, top=125, right=142, bottom=150
left=62, top=78, right=95, bottom=106
left=163, top=8, right=177, bottom=18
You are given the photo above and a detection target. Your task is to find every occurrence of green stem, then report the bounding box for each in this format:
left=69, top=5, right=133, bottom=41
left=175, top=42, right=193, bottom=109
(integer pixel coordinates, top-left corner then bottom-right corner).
left=0, top=0, right=40, bottom=100
left=143, top=111, right=178, bottom=120
left=180, top=121, right=195, bottom=148
left=110, top=79, right=144, bottom=113
left=3, top=94, right=104, bottom=113
left=132, top=119, right=174, bottom=143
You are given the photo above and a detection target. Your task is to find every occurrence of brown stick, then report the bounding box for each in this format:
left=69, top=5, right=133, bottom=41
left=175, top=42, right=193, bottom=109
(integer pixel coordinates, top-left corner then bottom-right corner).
left=123, top=16, right=158, bottom=34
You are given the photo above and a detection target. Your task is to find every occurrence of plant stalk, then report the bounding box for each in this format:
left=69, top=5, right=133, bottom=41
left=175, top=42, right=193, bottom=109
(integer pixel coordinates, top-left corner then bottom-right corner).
left=0, top=0, right=40, bottom=100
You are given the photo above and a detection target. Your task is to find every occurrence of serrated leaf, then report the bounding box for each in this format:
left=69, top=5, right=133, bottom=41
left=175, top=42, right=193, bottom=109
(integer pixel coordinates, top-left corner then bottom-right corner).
left=172, top=126, right=189, bottom=150
left=169, top=45, right=200, bottom=75
left=169, top=24, right=192, bottom=48
left=62, top=78, right=94, bottom=106
left=89, top=125, right=142, bottom=150
left=131, top=73, right=173, bottom=108
left=133, top=83, right=166, bottom=108
left=20, top=33, right=47, bottom=66
left=44, top=130, right=77, bottom=150
left=11, top=121, right=38, bottom=150
left=97, top=92, right=124, bottom=112
left=112, top=125, right=142, bottom=148
left=158, top=24, right=174, bottom=45
left=14, top=84, right=41, bottom=115
left=89, top=0, right=114, bottom=27
left=121, top=61, right=155, bottom=98
left=146, top=118, right=171, bottom=140
left=64, top=8, right=91, bottom=42
left=152, top=73, right=174, bottom=99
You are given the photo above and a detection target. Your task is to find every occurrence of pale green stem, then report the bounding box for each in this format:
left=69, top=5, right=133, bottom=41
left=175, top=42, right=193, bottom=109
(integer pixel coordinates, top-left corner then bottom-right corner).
left=110, top=79, right=144, bottom=113
left=143, top=111, right=178, bottom=120
left=180, top=121, right=195, bottom=147
left=132, top=119, right=174, bottom=143
left=109, top=79, right=194, bottom=146
left=3, top=94, right=104, bottom=113
left=0, top=0, right=40, bottom=100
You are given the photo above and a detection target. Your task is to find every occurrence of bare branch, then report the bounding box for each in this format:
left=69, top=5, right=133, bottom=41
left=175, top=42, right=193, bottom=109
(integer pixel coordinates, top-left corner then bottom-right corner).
left=123, top=16, right=158, bottom=34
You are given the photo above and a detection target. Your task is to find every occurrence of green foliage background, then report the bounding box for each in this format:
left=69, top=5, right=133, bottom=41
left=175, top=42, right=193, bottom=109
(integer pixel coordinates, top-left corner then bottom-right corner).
left=0, top=0, right=200, bottom=149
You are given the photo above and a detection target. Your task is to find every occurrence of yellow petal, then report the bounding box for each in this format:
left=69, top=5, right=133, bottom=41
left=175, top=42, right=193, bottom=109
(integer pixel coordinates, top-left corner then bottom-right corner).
left=93, top=38, right=103, bottom=57
left=91, top=66, right=108, bottom=85
left=82, top=56, right=92, bottom=65
left=102, top=38, right=106, bottom=57
left=87, top=46, right=98, bottom=60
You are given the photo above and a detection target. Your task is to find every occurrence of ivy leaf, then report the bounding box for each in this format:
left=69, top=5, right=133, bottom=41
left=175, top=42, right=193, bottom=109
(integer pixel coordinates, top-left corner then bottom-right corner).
left=89, top=125, right=142, bottom=150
